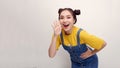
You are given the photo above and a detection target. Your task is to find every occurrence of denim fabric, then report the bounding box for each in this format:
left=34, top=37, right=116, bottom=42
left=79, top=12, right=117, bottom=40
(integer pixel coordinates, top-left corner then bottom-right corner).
left=60, top=29, right=98, bottom=68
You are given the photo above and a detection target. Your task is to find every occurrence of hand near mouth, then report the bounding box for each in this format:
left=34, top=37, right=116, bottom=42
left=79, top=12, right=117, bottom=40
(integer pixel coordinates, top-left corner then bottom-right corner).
left=52, top=21, right=62, bottom=36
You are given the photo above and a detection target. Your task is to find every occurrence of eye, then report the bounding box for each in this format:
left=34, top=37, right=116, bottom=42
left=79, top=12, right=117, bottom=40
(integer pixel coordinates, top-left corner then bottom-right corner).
left=60, top=17, right=64, bottom=19
left=67, top=17, right=71, bottom=19
left=59, top=16, right=64, bottom=19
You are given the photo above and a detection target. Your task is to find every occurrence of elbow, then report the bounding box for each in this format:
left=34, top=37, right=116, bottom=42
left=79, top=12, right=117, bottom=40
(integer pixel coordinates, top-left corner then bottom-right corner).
left=48, top=50, right=56, bottom=58
left=98, top=41, right=107, bottom=50
left=101, top=41, right=107, bottom=49
left=48, top=53, right=55, bottom=58
left=49, top=55, right=55, bottom=58
left=103, top=41, right=107, bottom=47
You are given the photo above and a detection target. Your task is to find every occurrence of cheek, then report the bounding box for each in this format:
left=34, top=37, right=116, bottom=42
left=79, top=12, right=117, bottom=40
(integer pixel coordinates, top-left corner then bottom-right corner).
left=59, top=21, right=63, bottom=26
left=70, top=19, right=75, bottom=24
left=72, top=19, right=75, bottom=23
left=60, top=20, right=64, bottom=25
left=69, top=18, right=75, bottom=23
left=59, top=20, right=62, bottom=24
left=70, top=23, right=74, bottom=27
left=59, top=20, right=62, bottom=22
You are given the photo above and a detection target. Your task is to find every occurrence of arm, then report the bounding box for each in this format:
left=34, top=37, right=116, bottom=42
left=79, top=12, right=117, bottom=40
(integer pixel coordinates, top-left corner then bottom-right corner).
left=80, top=30, right=107, bottom=59
left=81, top=41, right=106, bottom=59
left=48, top=21, right=61, bottom=58
left=91, top=41, right=106, bottom=55
left=48, top=35, right=58, bottom=58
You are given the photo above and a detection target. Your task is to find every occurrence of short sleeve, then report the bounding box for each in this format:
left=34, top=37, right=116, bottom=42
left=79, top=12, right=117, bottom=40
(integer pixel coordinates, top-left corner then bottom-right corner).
left=80, top=30, right=104, bottom=50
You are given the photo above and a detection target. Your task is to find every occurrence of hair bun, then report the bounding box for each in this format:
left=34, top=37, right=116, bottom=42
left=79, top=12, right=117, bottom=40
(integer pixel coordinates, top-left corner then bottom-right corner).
left=74, top=9, right=81, bottom=15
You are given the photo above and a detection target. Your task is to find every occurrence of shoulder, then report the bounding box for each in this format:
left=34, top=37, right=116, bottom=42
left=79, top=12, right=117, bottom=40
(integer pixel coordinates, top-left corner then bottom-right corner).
left=79, top=29, right=91, bottom=38
left=73, top=26, right=85, bottom=32
left=73, top=26, right=79, bottom=31
left=73, top=26, right=87, bottom=35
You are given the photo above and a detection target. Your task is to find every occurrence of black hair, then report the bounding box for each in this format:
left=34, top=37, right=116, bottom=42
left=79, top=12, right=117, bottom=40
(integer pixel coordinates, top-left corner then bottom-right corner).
left=58, top=8, right=81, bottom=24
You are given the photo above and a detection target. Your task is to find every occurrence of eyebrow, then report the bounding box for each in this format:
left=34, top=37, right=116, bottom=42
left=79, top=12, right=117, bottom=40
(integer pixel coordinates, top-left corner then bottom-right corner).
left=60, top=15, right=72, bottom=17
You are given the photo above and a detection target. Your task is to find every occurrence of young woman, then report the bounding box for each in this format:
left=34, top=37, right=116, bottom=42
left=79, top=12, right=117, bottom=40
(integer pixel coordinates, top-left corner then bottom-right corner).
left=48, top=8, right=106, bottom=68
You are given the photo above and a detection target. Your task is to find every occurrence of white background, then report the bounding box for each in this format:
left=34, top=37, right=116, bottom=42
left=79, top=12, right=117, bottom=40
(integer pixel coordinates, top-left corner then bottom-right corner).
left=0, top=0, right=120, bottom=68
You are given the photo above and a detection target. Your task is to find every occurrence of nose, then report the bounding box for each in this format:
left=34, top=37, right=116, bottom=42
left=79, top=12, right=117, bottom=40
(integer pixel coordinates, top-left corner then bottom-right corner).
left=63, top=18, right=67, bottom=23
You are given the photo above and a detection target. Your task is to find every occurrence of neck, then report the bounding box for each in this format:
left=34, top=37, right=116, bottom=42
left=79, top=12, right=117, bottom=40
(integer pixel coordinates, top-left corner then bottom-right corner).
left=65, top=31, right=71, bottom=35
left=65, top=27, right=73, bottom=35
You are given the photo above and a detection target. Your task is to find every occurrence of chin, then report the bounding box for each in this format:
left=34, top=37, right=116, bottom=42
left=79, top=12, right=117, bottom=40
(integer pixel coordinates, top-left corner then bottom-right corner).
left=63, top=28, right=70, bottom=32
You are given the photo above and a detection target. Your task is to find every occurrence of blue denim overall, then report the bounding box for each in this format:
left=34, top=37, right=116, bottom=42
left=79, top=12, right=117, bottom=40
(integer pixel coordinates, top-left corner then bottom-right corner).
left=60, top=29, right=98, bottom=68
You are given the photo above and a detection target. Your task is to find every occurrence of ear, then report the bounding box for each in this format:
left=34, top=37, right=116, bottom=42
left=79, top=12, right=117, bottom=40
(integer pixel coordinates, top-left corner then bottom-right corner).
left=73, top=20, right=75, bottom=24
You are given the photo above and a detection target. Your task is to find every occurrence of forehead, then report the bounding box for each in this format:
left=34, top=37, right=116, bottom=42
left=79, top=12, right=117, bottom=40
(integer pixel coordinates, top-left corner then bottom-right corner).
left=60, top=10, right=72, bottom=16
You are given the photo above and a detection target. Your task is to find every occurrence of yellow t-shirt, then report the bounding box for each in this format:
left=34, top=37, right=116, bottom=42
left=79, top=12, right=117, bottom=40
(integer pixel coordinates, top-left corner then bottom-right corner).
left=55, top=26, right=104, bottom=50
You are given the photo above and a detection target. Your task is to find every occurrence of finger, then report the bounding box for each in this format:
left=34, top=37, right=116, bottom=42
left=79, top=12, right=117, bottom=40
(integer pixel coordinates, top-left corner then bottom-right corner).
left=55, top=22, right=59, bottom=28
left=87, top=48, right=92, bottom=54
left=54, top=21, right=58, bottom=27
left=56, top=21, right=60, bottom=26
left=58, top=21, right=61, bottom=27
left=53, top=21, right=62, bottom=31
left=51, top=22, right=55, bottom=29
left=52, top=21, right=57, bottom=29
left=80, top=55, right=86, bottom=59
left=58, top=26, right=61, bottom=32
left=56, top=25, right=61, bottom=30
left=80, top=53, right=85, bottom=57
left=55, top=21, right=59, bottom=27
left=57, top=23, right=61, bottom=29
left=57, top=21, right=60, bottom=25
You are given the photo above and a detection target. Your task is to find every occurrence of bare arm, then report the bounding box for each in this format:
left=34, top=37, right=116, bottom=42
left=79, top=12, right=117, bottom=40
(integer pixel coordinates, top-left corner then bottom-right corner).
left=91, top=41, right=107, bottom=55
left=48, top=35, right=58, bottom=58
left=48, top=21, right=61, bottom=58
left=80, top=41, right=107, bottom=59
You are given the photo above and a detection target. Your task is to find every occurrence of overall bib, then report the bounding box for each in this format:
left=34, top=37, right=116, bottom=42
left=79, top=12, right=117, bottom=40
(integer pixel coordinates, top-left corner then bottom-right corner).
left=60, top=29, right=98, bottom=68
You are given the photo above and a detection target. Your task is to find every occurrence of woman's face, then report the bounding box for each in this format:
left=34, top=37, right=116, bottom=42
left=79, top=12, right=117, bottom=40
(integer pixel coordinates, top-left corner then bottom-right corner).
left=59, top=10, right=75, bottom=32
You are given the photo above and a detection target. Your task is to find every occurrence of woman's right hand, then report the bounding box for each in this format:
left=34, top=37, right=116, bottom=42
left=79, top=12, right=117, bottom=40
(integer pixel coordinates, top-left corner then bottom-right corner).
left=52, top=21, right=62, bottom=36
left=49, top=21, right=61, bottom=58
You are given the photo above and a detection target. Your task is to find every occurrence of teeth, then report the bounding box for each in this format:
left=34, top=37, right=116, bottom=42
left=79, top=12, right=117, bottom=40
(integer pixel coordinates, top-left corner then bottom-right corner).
left=64, top=24, right=69, bottom=26
left=63, top=24, right=69, bottom=27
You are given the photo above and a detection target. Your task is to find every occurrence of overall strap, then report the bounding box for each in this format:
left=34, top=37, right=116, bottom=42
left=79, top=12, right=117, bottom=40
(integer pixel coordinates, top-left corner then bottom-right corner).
left=77, top=28, right=83, bottom=45
left=60, top=32, right=64, bottom=45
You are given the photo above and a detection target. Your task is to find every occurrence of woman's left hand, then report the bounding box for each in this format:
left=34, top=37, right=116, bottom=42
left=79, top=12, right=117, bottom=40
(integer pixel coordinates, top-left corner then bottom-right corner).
left=80, top=48, right=93, bottom=59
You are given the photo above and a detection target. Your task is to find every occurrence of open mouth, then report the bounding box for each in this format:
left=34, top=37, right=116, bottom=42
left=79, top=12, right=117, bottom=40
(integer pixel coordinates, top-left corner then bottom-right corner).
left=63, top=24, right=69, bottom=28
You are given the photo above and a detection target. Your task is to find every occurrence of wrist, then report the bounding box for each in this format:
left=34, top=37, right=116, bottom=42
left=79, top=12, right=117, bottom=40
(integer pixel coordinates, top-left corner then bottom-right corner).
left=53, top=34, right=58, bottom=38
left=91, top=49, right=99, bottom=55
